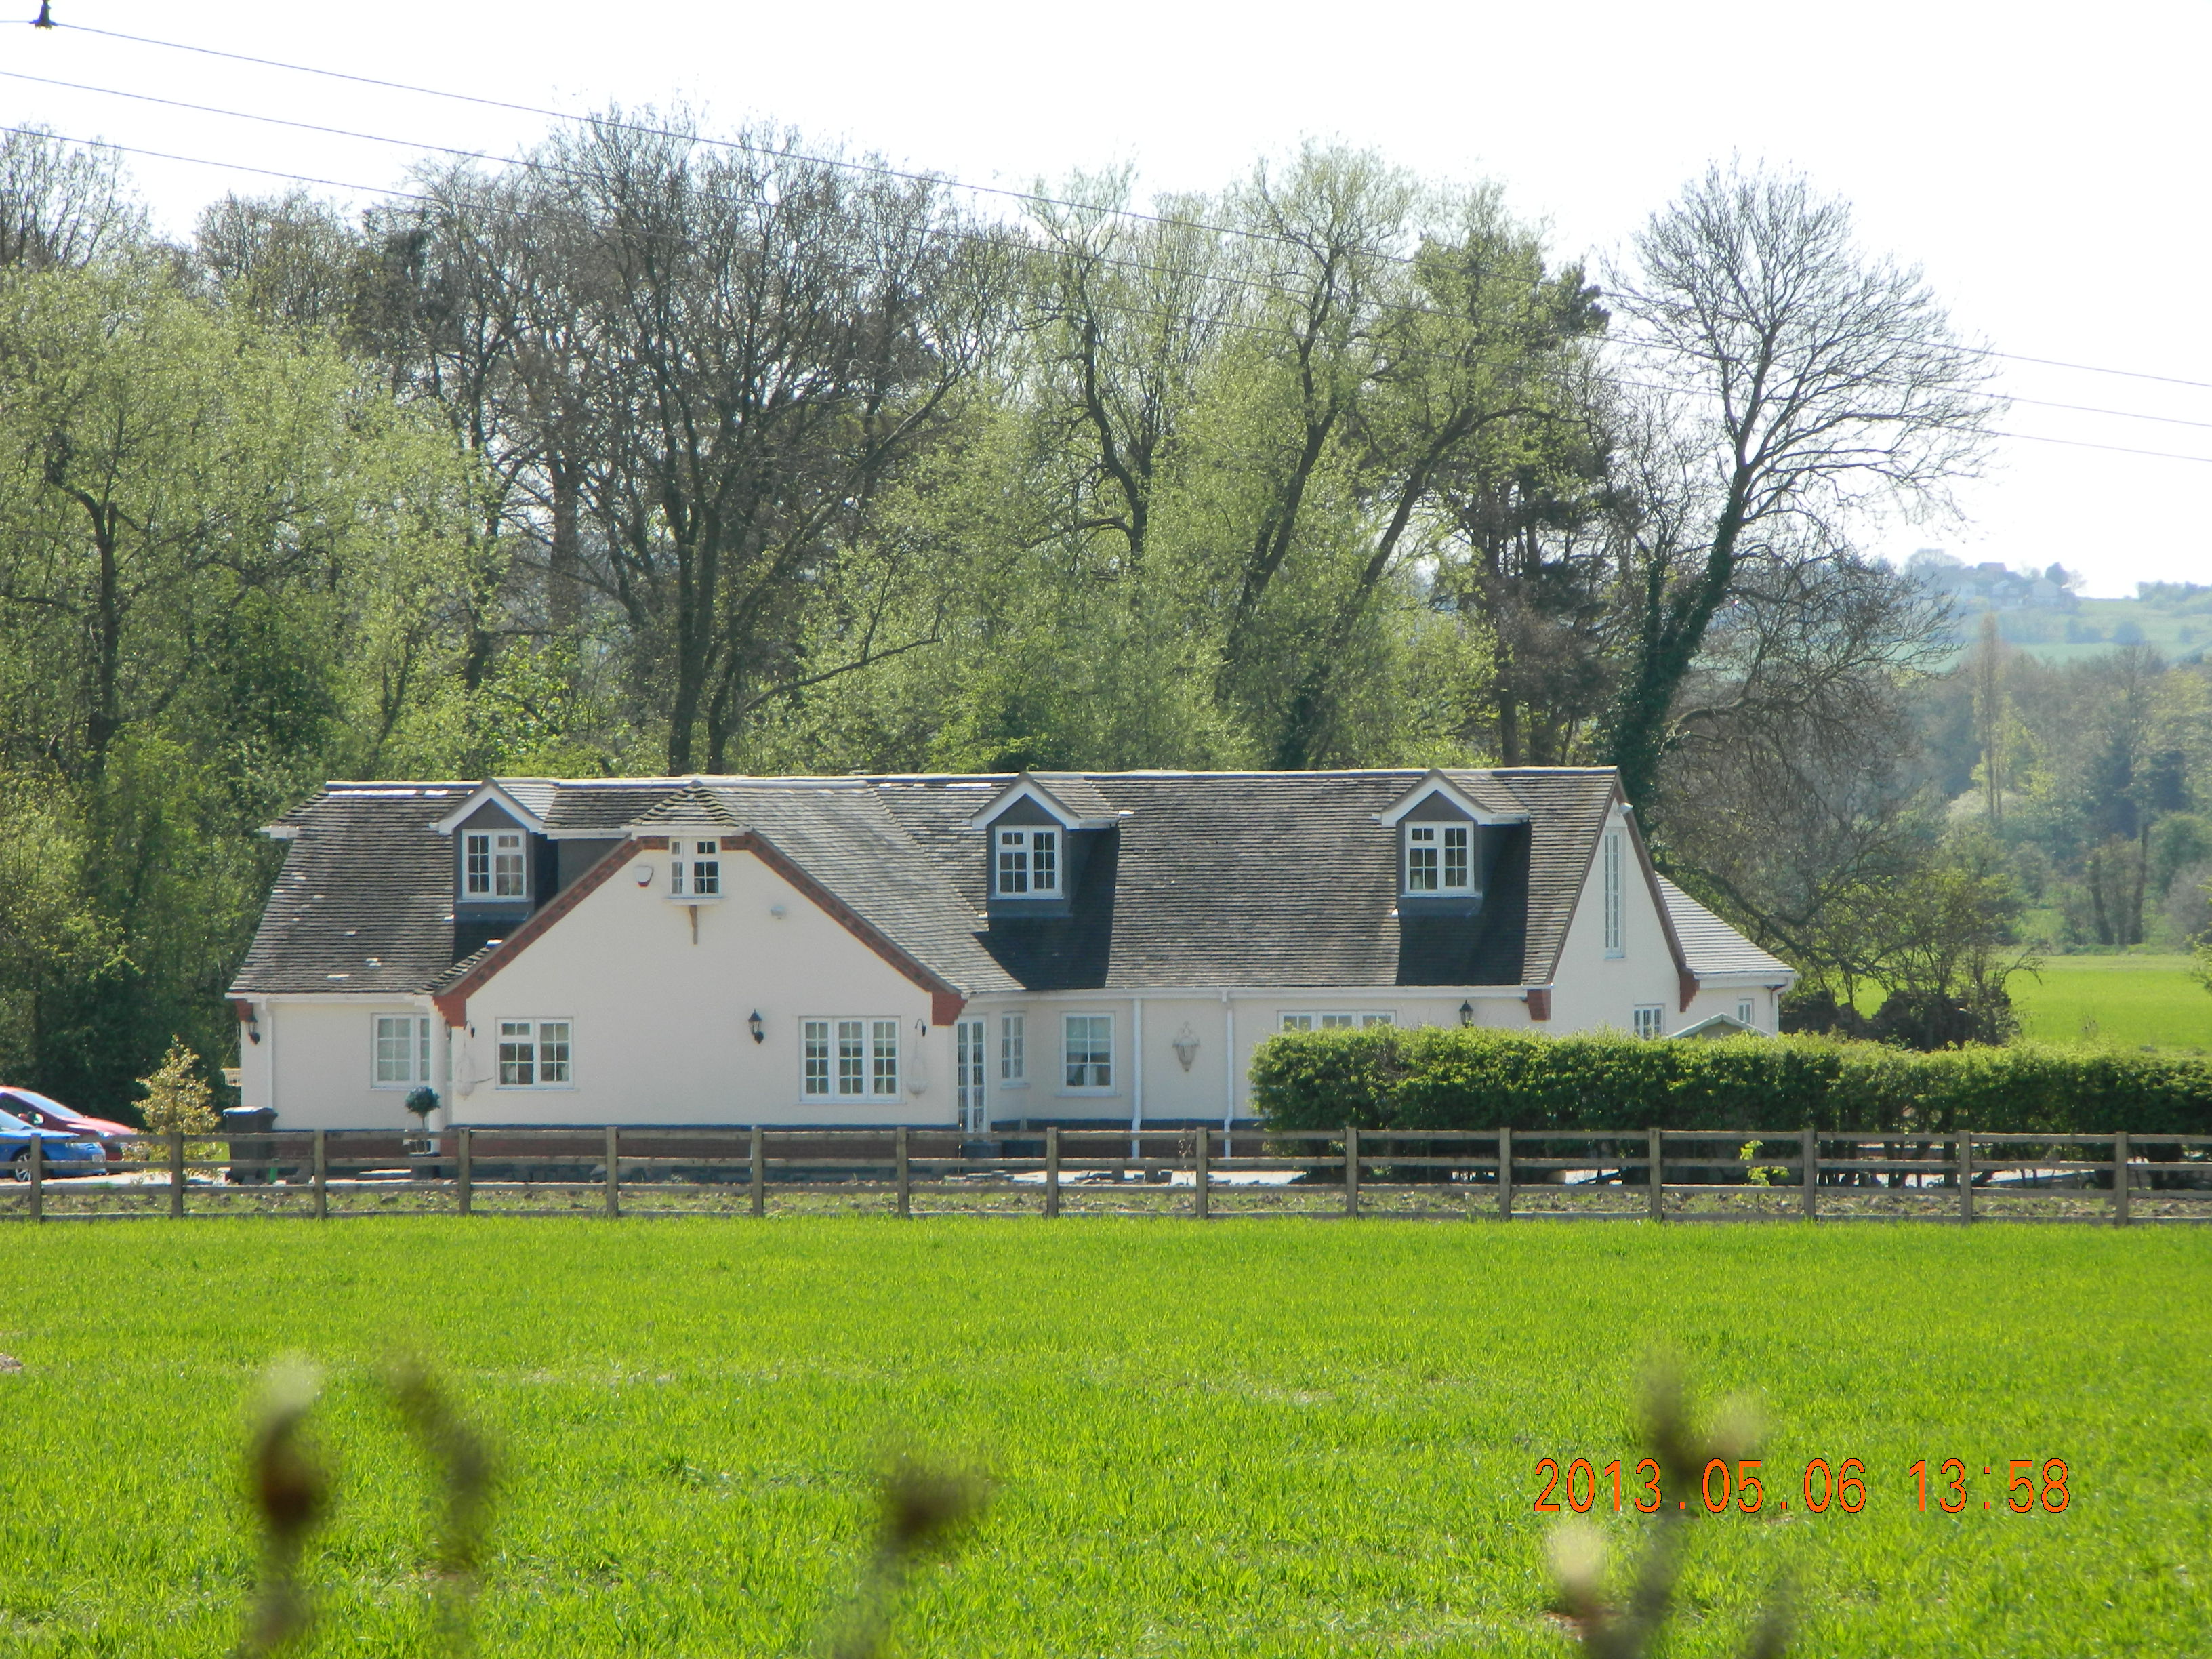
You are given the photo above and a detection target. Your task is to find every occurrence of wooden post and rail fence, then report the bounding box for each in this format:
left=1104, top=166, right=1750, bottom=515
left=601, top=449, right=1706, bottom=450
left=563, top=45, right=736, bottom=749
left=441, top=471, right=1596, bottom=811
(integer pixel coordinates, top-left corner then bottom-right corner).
left=5, top=1125, right=2208, bottom=1224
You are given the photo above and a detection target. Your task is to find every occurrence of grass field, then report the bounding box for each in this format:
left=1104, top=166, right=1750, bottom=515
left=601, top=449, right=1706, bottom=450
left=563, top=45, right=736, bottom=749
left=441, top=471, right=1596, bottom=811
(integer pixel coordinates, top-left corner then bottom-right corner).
left=3, top=1219, right=2207, bottom=1656
left=2010, top=953, right=2212, bottom=1053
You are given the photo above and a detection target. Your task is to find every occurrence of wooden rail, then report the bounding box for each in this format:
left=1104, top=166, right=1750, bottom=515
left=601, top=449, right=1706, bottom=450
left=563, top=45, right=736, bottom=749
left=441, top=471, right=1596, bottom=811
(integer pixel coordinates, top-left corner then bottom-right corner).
left=6, top=1126, right=2209, bottom=1223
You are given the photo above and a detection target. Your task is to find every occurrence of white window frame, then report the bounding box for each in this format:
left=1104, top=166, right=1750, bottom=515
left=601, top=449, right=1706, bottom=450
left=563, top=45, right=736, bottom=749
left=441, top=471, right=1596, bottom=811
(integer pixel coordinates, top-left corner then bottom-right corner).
left=1404, top=822, right=1474, bottom=896
left=463, top=832, right=492, bottom=897
left=495, top=1017, right=574, bottom=1088
left=1000, top=1013, right=1026, bottom=1083
left=800, top=1017, right=899, bottom=1101
left=1062, top=1012, right=1114, bottom=1092
left=492, top=831, right=526, bottom=899
left=1632, top=1005, right=1664, bottom=1040
left=994, top=827, right=1062, bottom=898
left=1736, top=998, right=1755, bottom=1027
left=371, top=1014, right=432, bottom=1087
left=1279, top=1012, right=1396, bottom=1031
left=670, top=838, right=722, bottom=899
left=1603, top=832, right=1625, bottom=957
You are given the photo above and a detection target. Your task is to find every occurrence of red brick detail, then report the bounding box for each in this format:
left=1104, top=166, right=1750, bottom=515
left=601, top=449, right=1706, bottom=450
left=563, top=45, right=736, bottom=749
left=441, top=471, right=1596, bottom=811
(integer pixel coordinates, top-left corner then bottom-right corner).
left=1678, top=967, right=1700, bottom=1015
left=1525, top=987, right=1552, bottom=1021
left=232, top=998, right=255, bottom=1022
left=932, top=989, right=968, bottom=1026
left=433, top=838, right=646, bottom=1025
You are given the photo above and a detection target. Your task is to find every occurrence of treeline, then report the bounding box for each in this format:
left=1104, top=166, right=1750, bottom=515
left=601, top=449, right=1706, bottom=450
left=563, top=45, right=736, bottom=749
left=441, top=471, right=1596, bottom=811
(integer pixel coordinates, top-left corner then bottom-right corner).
left=0, top=117, right=2003, bottom=1107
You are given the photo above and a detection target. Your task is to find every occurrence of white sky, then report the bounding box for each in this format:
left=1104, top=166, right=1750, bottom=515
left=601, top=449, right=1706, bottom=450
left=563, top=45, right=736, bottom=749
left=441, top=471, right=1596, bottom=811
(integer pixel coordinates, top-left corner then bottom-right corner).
left=3, top=0, right=2207, bottom=596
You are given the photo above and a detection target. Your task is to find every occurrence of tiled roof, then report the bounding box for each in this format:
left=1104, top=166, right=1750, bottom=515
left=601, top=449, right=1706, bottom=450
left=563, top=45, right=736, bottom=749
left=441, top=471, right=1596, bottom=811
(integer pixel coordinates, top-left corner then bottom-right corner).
left=1656, top=877, right=1797, bottom=979
left=233, top=769, right=1778, bottom=1001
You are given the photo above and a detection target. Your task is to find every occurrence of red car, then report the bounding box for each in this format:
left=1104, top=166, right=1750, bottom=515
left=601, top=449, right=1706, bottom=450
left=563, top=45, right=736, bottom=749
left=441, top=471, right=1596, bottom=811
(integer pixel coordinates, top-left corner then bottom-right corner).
left=0, top=1088, right=134, bottom=1166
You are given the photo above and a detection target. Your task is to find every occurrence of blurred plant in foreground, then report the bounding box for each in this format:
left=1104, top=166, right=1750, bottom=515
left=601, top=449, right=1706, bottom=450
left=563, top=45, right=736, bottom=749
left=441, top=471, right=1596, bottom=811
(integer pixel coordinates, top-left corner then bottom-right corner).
left=1547, top=1364, right=1793, bottom=1659
left=236, top=1359, right=330, bottom=1658
left=825, top=1455, right=989, bottom=1659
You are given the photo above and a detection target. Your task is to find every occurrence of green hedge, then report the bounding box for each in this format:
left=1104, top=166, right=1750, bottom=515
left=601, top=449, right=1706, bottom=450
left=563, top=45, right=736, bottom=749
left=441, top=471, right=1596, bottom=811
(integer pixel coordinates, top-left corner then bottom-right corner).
left=1249, top=1028, right=2212, bottom=1136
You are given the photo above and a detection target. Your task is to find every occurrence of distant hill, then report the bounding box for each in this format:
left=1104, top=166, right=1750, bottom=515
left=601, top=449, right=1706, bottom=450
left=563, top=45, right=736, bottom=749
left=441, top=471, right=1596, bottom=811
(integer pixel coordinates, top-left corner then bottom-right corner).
left=1903, top=550, right=2211, bottom=665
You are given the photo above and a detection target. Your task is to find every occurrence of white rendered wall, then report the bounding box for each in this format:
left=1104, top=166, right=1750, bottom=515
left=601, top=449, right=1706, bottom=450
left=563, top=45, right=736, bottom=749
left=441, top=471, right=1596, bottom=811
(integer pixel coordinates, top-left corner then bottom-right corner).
left=445, top=846, right=953, bottom=1126
left=260, top=998, right=438, bottom=1130
left=1684, top=982, right=1784, bottom=1033
left=1547, top=805, right=1685, bottom=1034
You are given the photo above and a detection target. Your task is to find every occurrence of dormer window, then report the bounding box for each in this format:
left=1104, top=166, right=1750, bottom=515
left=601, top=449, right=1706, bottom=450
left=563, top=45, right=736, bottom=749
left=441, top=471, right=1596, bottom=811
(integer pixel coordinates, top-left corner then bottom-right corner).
left=1405, top=823, right=1473, bottom=895
left=464, top=830, right=526, bottom=899
left=995, top=827, right=1059, bottom=897
left=670, top=838, right=721, bottom=898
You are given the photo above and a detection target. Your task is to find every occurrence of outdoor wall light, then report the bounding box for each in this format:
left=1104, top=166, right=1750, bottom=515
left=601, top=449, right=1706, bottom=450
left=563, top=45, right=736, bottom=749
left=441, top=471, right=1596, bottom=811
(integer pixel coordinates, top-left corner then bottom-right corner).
left=239, top=1003, right=262, bottom=1045
left=1458, top=1000, right=1475, bottom=1026
left=1172, top=1026, right=1200, bottom=1071
left=747, top=1010, right=764, bottom=1044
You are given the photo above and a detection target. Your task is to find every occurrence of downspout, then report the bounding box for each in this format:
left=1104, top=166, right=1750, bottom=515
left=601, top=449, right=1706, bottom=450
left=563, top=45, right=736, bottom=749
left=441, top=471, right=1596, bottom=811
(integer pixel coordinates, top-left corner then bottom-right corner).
left=1221, top=991, right=1235, bottom=1155
left=1130, top=996, right=1144, bottom=1159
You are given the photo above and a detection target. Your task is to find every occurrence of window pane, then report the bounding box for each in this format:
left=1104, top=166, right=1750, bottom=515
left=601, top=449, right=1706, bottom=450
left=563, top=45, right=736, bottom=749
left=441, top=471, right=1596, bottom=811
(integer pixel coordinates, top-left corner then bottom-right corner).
left=493, top=832, right=526, bottom=898
left=417, top=1018, right=432, bottom=1084
left=802, top=1020, right=830, bottom=1096
left=538, top=1022, right=571, bottom=1084
left=1000, top=1014, right=1024, bottom=1080
left=1360, top=1013, right=1395, bottom=1028
left=498, top=1020, right=534, bottom=1087
left=1320, top=1013, right=1355, bottom=1029
left=375, top=1015, right=411, bottom=1084
left=1407, top=825, right=1439, bottom=892
left=693, top=855, right=720, bottom=895
left=997, top=830, right=1028, bottom=895
left=1443, top=825, right=1470, bottom=889
left=1065, top=1015, right=1111, bottom=1088
left=1031, top=830, right=1058, bottom=893
left=1280, top=1013, right=1314, bottom=1031
left=837, top=1021, right=866, bottom=1095
left=464, top=834, right=491, bottom=895
left=870, top=1020, right=899, bottom=1096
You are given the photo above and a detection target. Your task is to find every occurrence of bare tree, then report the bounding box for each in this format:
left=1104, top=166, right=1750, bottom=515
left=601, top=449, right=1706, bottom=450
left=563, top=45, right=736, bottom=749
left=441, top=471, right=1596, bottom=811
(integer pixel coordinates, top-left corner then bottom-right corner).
left=1602, top=163, right=1996, bottom=817
left=0, top=126, right=144, bottom=271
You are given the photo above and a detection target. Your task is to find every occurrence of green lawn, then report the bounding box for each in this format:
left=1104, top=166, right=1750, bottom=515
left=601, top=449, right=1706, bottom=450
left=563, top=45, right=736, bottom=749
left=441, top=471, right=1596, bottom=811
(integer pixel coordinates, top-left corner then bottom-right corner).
left=3, top=1219, right=2206, bottom=1656
left=2011, top=953, right=2212, bottom=1054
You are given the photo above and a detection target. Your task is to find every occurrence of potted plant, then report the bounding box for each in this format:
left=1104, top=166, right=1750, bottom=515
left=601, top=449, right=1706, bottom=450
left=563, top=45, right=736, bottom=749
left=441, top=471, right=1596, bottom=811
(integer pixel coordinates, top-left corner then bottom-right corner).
left=403, top=1086, right=439, bottom=1157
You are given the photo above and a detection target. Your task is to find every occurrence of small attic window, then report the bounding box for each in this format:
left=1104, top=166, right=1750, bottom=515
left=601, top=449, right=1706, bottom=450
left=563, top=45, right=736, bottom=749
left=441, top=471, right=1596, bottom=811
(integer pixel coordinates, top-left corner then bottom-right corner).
left=670, top=838, right=721, bottom=898
left=995, top=827, right=1059, bottom=897
left=1405, top=823, right=1473, bottom=895
left=464, top=830, right=526, bottom=899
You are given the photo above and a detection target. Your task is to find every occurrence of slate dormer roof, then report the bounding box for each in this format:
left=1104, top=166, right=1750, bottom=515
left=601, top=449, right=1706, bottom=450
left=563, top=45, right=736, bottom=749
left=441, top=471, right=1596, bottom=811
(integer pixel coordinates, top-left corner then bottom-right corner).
left=232, top=768, right=1771, bottom=1001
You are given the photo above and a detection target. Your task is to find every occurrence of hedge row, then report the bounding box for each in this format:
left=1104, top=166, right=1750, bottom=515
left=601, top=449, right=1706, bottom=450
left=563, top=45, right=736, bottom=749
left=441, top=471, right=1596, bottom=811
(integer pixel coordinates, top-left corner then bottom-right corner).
left=1248, top=1027, right=2212, bottom=1136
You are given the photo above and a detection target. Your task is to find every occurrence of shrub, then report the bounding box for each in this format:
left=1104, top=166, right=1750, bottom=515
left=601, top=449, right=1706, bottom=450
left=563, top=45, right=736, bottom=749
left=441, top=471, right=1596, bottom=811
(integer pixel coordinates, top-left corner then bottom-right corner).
left=136, top=1037, right=218, bottom=1136
left=1250, top=1027, right=2212, bottom=1136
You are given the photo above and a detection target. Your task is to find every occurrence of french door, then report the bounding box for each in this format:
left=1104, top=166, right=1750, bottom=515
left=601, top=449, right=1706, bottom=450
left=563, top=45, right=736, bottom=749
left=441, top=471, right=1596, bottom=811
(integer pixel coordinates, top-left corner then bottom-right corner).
left=955, top=1019, right=987, bottom=1134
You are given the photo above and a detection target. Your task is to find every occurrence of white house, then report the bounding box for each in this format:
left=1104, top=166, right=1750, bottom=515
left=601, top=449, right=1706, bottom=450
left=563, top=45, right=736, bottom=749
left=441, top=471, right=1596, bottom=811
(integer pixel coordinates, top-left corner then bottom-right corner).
left=226, top=768, right=1795, bottom=1134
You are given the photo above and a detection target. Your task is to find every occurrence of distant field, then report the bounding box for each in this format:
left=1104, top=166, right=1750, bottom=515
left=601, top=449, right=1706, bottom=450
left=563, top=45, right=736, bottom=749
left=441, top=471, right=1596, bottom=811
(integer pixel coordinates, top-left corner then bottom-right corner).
left=3, top=1219, right=2207, bottom=1656
left=2011, top=952, right=2212, bottom=1053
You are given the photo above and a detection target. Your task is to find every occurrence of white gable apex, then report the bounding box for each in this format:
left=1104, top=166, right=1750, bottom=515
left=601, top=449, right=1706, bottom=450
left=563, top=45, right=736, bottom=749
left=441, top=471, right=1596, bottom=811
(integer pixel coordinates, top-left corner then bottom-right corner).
left=1372, top=771, right=1530, bottom=827
left=429, top=780, right=549, bottom=837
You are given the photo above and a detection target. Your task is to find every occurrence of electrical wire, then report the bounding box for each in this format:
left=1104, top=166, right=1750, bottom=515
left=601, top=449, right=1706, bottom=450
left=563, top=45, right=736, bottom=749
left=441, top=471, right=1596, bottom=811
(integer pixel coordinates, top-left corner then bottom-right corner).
left=39, top=16, right=2212, bottom=402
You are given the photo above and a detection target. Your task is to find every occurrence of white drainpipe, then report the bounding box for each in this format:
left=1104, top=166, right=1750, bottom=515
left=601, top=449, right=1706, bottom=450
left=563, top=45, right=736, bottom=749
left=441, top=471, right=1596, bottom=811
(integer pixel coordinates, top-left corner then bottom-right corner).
left=1130, top=996, right=1145, bottom=1158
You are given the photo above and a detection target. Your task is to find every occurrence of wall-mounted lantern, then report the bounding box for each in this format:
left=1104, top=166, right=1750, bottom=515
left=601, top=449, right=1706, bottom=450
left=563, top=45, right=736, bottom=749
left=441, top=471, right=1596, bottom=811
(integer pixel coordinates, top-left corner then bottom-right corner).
left=1171, top=1025, right=1201, bottom=1072
left=747, top=1010, right=765, bottom=1044
left=1458, top=1000, right=1475, bottom=1027
left=239, top=1003, right=262, bottom=1046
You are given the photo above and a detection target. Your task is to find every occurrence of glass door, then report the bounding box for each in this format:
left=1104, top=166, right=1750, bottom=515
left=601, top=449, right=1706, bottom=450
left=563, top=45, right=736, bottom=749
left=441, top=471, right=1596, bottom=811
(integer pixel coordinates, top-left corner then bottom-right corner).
left=955, top=1019, right=987, bottom=1134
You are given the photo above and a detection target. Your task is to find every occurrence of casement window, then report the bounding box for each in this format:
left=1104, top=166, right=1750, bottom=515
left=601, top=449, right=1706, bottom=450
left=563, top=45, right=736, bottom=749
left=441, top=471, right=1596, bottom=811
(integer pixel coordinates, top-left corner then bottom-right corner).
left=1632, top=1006, right=1664, bottom=1040
left=463, top=830, right=527, bottom=899
left=1000, top=1013, right=1025, bottom=1082
left=373, top=1015, right=432, bottom=1086
left=1063, top=1013, right=1113, bottom=1090
left=1279, top=1012, right=1395, bottom=1031
left=670, top=838, right=721, bottom=897
left=1404, top=822, right=1473, bottom=895
left=994, top=827, right=1061, bottom=897
left=1737, top=998, right=1755, bottom=1027
left=1603, top=832, right=1625, bottom=957
left=800, top=1018, right=899, bottom=1100
left=496, top=1019, right=573, bottom=1086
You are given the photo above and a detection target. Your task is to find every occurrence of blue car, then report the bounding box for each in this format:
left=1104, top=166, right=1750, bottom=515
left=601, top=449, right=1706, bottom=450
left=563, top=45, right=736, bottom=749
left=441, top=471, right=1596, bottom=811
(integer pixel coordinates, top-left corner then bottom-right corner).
left=0, top=1108, right=106, bottom=1180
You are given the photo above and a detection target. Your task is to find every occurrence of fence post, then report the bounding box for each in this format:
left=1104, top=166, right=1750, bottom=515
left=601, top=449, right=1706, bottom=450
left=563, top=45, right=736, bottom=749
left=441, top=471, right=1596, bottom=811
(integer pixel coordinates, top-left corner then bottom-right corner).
left=1195, top=1126, right=1210, bottom=1220
left=1958, top=1126, right=1973, bottom=1224
left=2113, top=1130, right=2131, bottom=1227
left=1043, top=1126, right=1059, bottom=1220
left=169, top=1129, right=186, bottom=1218
left=457, top=1127, right=472, bottom=1216
left=750, top=1125, right=765, bottom=1218
left=1497, top=1126, right=1512, bottom=1221
left=604, top=1125, right=620, bottom=1219
left=1344, top=1125, right=1359, bottom=1218
left=1802, top=1127, right=1818, bottom=1221
left=27, top=1133, right=41, bottom=1223
left=897, top=1126, right=911, bottom=1219
left=1647, top=1128, right=1663, bottom=1221
left=312, top=1130, right=327, bottom=1221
